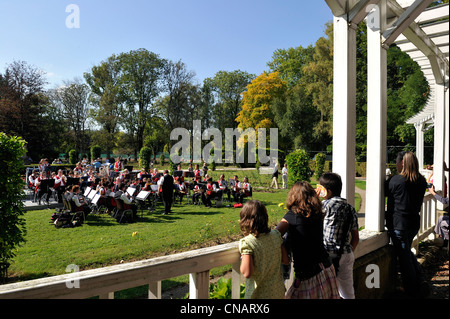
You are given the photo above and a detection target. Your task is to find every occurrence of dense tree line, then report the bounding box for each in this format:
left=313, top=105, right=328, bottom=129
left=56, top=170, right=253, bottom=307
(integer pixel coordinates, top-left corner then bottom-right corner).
left=0, top=20, right=431, bottom=164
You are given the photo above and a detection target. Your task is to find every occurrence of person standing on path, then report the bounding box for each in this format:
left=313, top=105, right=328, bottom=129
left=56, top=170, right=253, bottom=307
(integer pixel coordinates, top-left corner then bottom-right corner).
left=385, top=151, right=428, bottom=298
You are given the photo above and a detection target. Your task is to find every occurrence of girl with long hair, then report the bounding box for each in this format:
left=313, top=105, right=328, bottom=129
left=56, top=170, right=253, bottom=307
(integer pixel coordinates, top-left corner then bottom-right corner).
left=276, top=181, right=339, bottom=299
left=386, top=151, right=428, bottom=297
left=239, top=200, right=288, bottom=299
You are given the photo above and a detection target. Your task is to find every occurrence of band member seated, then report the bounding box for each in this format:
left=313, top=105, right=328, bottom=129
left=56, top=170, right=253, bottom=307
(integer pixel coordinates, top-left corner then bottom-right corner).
left=28, top=169, right=39, bottom=191
left=232, top=177, right=251, bottom=204
left=236, top=177, right=252, bottom=204
left=114, top=157, right=123, bottom=173
left=73, top=162, right=83, bottom=176
left=218, top=174, right=231, bottom=202
left=53, top=170, right=66, bottom=203
left=192, top=182, right=203, bottom=205
left=137, top=168, right=148, bottom=180
left=174, top=178, right=188, bottom=203
left=152, top=168, right=161, bottom=183
left=194, top=164, right=201, bottom=182
left=114, top=183, right=137, bottom=220
left=71, top=185, right=92, bottom=216
left=174, top=165, right=184, bottom=183
left=203, top=177, right=218, bottom=207
left=35, top=171, right=52, bottom=205
left=231, top=175, right=242, bottom=203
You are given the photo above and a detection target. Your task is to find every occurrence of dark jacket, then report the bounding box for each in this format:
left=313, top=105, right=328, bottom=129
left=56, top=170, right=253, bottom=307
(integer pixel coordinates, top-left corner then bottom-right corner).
left=161, top=174, right=174, bottom=200
left=385, top=174, right=427, bottom=231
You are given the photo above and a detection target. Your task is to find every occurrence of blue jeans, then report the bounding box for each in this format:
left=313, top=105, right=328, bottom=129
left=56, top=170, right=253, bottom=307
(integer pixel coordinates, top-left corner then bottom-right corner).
left=389, top=228, right=425, bottom=297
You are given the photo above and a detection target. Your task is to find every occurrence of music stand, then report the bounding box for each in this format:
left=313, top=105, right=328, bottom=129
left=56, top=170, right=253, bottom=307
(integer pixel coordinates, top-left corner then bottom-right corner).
left=84, top=187, right=92, bottom=197
left=42, top=178, right=55, bottom=188
left=174, top=170, right=183, bottom=178
left=136, top=190, right=150, bottom=201
left=127, top=187, right=136, bottom=197
left=67, top=177, right=79, bottom=187
left=183, top=171, right=195, bottom=178
left=135, top=190, right=151, bottom=218
left=92, top=193, right=101, bottom=205
left=88, top=190, right=96, bottom=200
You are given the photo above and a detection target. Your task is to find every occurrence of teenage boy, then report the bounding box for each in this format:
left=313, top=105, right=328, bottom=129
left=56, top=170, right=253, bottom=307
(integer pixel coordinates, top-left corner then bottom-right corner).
left=319, top=172, right=359, bottom=299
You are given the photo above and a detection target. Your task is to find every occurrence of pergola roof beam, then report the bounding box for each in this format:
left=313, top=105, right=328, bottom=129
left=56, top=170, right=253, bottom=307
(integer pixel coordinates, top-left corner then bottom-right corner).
left=349, top=0, right=381, bottom=24
left=383, top=0, right=435, bottom=47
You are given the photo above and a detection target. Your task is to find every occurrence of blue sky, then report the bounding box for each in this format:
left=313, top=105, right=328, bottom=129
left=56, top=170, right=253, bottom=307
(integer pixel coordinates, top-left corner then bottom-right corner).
left=0, top=0, right=333, bottom=89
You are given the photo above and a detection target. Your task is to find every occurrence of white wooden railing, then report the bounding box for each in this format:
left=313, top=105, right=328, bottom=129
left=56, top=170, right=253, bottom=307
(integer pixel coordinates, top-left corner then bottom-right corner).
left=412, top=192, right=438, bottom=253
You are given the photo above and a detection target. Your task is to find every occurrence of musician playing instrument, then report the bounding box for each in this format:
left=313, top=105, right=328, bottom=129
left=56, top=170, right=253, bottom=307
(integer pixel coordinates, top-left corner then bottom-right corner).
left=235, top=177, right=251, bottom=204
left=203, top=177, right=218, bottom=208
left=117, top=183, right=138, bottom=220
left=194, top=164, right=201, bottom=182
left=192, top=183, right=203, bottom=205
left=218, top=174, right=231, bottom=202
left=174, top=178, right=187, bottom=203
left=28, top=169, right=39, bottom=190
left=35, top=171, right=52, bottom=205
left=72, top=185, right=92, bottom=216
left=231, top=175, right=242, bottom=203
left=114, top=157, right=123, bottom=172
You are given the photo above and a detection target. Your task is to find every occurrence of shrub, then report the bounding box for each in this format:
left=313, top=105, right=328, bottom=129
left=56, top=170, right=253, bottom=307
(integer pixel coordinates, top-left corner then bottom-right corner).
left=0, top=133, right=27, bottom=282
left=139, top=147, right=153, bottom=171
left=68, top=149, right=78, bottom=164
left=314, top=152, right=326, bottom=180
left=285, top=149, right=311, bottom=184
left=90, top=145, right=102, bottom=161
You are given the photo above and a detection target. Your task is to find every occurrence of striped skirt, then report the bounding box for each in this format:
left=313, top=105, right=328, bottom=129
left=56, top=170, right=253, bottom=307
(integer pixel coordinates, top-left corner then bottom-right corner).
left=285, top=263, right=340, bottom=299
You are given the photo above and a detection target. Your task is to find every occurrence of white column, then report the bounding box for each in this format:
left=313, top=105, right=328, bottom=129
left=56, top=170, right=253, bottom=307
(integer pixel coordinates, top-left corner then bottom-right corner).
left=332, top=15, right=357, bottom=206
left=415, top=123, right=425, bottom=170
left=365, top=0, right=387, bottom=232
left=434, top=82, right=446, bottom=210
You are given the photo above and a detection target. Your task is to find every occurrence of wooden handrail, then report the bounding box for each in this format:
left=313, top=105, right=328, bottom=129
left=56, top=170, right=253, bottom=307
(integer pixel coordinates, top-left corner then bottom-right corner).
left=0, top=242, right=240, bottom=299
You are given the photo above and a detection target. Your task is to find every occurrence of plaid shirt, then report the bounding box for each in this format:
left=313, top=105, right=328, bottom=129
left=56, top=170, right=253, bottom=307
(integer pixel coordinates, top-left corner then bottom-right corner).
left=322, top=197, right=359, bottom=254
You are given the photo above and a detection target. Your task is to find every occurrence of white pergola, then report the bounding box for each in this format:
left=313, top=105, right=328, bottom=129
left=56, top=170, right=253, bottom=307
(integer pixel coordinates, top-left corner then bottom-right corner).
left=325, top=0, right=449, bottom=232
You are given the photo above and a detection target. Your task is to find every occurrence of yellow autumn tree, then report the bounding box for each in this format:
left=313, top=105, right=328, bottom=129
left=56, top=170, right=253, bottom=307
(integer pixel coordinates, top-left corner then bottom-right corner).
left=235, top=72, right=287, bottom=162
left=236, top=71, right=287, bottom=131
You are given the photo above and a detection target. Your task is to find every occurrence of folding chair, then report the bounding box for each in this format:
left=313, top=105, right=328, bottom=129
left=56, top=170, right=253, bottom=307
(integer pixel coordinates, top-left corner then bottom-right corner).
left=114, top=198, right=134, bottom=223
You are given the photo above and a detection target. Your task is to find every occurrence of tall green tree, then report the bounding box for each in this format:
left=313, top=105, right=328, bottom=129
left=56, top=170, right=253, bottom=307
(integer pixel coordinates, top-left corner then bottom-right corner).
left=204, top=70, right=255, bottom=131
left=84, top=54, right=123, bottom=158
left=267, top=45, right=315, bottom=87
left=50, top=78, right=91, bottom=158
left=0, top=61, right=61, bottom=161
left=118, top=49, right=165, bottom=158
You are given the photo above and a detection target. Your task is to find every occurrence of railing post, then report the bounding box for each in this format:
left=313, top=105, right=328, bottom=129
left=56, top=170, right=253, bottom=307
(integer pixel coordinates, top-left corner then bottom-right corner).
left=231, top=261, right=241, bottom=299
left=189, top=271, right=210, bottom=299
left=148, top=281, right=161, bottom=299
